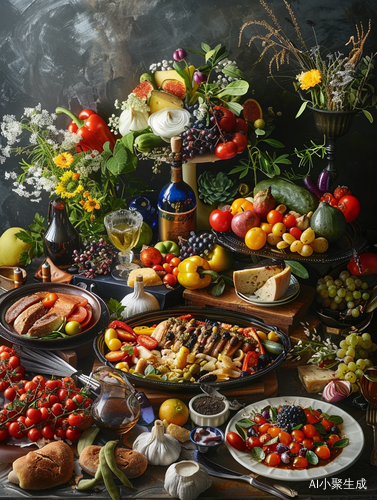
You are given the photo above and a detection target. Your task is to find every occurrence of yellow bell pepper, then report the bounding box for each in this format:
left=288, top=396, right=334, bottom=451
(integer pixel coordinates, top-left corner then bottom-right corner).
left=205, top=244, right=233, bottom=273
left=133, top=326, right=155, bottom=335
left=177, top=255, right=212, bottom=290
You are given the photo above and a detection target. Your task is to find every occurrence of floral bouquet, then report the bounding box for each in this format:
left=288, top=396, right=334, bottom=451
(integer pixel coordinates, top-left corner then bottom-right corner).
left=108, top=42, right=250, bottom=171
left=239, top=0, right=377, bottom=121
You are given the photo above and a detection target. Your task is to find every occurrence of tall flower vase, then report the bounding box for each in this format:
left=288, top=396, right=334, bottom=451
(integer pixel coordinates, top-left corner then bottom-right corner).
left=309, top=106, right=358, bottom=182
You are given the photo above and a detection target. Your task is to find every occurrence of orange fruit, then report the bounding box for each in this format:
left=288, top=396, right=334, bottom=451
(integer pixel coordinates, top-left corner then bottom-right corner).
left=243, top=98, right=262, bottom=123
left=158, top=398, right=189, bottom=426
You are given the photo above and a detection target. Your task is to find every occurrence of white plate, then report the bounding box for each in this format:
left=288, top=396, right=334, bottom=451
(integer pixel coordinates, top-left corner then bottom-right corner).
left=235, top=276, right=300, bottom=307
left=225, top=396, right=364, bottom=482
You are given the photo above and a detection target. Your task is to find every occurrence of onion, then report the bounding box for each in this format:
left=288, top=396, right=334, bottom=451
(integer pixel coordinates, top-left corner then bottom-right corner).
left=322, top=380, right=352, bottom=403
left=148, top=107, right=191, bottom=142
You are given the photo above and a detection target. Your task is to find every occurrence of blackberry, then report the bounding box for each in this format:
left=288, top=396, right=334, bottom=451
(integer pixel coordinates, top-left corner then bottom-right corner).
left=276, top=405, right=307, bottom=432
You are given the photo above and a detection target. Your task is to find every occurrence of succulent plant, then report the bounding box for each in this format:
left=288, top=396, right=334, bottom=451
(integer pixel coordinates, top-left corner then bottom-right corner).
left=197, top=171, right=239, bottom=205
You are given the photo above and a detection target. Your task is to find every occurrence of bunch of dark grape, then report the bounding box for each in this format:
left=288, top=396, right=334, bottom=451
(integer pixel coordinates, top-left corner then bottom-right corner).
left=178, top=231, right=216, bottom=259
left=72, top=238, right=117, bottom=278
left=180, top=120, right=221, bottom=160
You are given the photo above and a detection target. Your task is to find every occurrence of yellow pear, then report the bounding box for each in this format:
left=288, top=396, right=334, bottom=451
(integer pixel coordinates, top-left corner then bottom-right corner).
left=0, top=227, right=31, bottom=266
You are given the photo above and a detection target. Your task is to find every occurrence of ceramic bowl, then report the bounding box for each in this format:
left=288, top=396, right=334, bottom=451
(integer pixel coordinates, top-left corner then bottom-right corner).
left=189, top=394, right=230, bottom=427
left=190, top=426, right=225, bottom=453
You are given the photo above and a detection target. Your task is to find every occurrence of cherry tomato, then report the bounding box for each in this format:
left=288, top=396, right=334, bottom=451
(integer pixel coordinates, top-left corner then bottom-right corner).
left=66, top=427, right=81, bottom=441
left=246, top=436, right=262, bottom=448
left=4, top=387, right=17, bottom=402
left=283, top=214, right=297, bottom=228
left=226, top=431, right=246, bottom=451
left=215, top=140, right=238, bottom=160
left=41, top=426, right=54, bottom=439
left=260, top=222, right=272, bottom=234
left=235, top=117, right=249, bottom=135
left=347, top=253, right=377, bottom=276
left=57, top=388, right=68, bottom=402
left=163, top=263, right=173, bottom=274
left=271, top=222, right=286, bottom=236
left=40, top=407, right=50, bottom=421
left=164, top=253, right=176, bottom=264
left=116, top=329, right=137, bottom=342
left=42, top=292, right=58, bottom=308
left=8, top=356, right=20, bottom=369
left=327, top=434, right=340, bottom=447
left=0, top=352, right=10, bottom=360
left=289, top=226, right=302, bottom=240
left=45, top=379, right=59, bottom=391
left=56, top=427, right=67, bottom=439
left=319, top=192, right=338, bottom=206
left=320, top=417, right=333, bottom=432
left=213, top=105, right=236, bottom=132
left=209, top=208, right=233, bottom=232
left=152, top=264, right=164, bottom=271
left=24, top=381, right=38, bottom=392
left=315, top=445, right=331, bottom=459
left=231, top=132, right=248, bottom=153
left=172, top=266, right=180, bottom=277
left=289, top=442, right=302, bottom=454
left=169, top=257, right=181, bottom=268
left=302, top=424, right=316, bottom=438
left=0, top=429, right=8, bottom=441
left=268, top=426, right=281, bottom=438
left=293, top=456, right=308, bottom=468
left=265, top=452, right=281, bottom=466
left=8, top=422, right=24, bottom=439
left=302, top=438, right=314, bottom=450
left=254, top=414, right=267, bottom=425
left=65, top=398, right=77, bottom=412
left=337, top=195, right=360, bottom=223
left=245, top=227, right=267, bottom=250
left=108, top=338, right=122, bottom=351
left=278, top=431, right=292, bottom=445
left=163, top=273, right=178, bottom=287
left=28, top=428, right=42, bottom=442
left=267, top=210, right=283, bottom=225
left=258, top=423, right=272, bottom=434
left=333, top=185, right=352, bottom=200
left=231, top=198, right=254, bottom=215
left=291, top=429, right=305, bottom=442
left=26, top=408, right=42, bottom=425
left=137, top=335, right=159, bottom=350
left=32, top=375, right=45, bottom=387
left=68, top=413, right=83, bottom=427
left=73, top=394, right=84, bottom=406
left=52, top=403, right=64, bottom=416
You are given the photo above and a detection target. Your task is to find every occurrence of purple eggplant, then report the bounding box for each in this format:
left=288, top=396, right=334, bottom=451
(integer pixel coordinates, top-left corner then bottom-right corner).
left=303, top=176, right=323, bottom=199
left=317, top=169, right=331, bottom=192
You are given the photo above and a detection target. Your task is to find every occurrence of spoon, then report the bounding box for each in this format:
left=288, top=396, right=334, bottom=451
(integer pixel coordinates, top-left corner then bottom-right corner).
left=200, top=383, right=244, bottom=411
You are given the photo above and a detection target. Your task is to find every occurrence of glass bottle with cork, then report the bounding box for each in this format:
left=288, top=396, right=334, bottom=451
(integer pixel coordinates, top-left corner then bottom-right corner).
left=158, top=136, right=196, bottom=243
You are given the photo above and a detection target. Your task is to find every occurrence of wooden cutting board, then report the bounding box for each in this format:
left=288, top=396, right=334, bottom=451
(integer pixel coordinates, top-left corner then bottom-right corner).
left=183, top=285, right=316, bottom=335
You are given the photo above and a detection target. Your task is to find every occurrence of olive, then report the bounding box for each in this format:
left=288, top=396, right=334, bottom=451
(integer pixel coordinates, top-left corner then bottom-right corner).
left=247, top=427, right=258, bottom=437
left=198, top=373, right=217, bottom=383
left=166, top=331, right=175, bottom=341
left=230, top=336, right=239, bottom=347
left=258, top=354, right=271, bottom=368
left=242, top=342, right=253, bottom=353
left=330, top=425, right=341, bottom=435
left=222, top=331, right=231, bottom=340
left=241, top=370, right=251, bottom=377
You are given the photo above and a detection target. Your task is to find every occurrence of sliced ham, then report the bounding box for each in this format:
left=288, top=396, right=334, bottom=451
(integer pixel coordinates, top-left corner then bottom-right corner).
left=48, top=294, right=83, bottom=319
left=13, top=303, right=47, bottom=335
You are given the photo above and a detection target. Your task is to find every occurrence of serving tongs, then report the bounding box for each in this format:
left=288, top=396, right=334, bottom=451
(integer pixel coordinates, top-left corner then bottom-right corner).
left=200, top=383, right=244, bottom=411
left=13, top=345, right=155, bottom=425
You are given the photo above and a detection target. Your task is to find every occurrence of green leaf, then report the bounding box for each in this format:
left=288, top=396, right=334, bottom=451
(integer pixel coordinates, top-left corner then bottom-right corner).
left=269, top=406, right=277, bottom=421
left=306, top=450, right=319, bottom=465
left=296, top=101, right=308, bottom=118
left=107, top=298, right=126, bottom=320
left=235, top=423, right=247, bottom=440
left=313, top=422, right=327, bottom=435
left=205, top=48, right=217, bottom=62
left=225, top=101, right=244, bottom=116
left=286, top=260, right=309, bottom=279
left=15, top=230, right=33, bottom=244
left=201, top=42, right=211, bottom=53
left=312, top=441, right=325, bottom=447
left=265, top=436, right=279, bottom=445
left=251, top=447, right=265, bottom=462
left=362, top=109, right=374, bottom=123
left=217, top=81, right=249, bottom=98
left=333, top=438, right=349, bottom=448
left=327, top=415, right=343, bottom=424
left=144, top=364, right=158, bottom=376
left=236, top=418, right=255, bottom=428
left=262, top=139, right=285, bottom=148
left=222, top=65, right=244, bottom=79
left=212, top=281, right=225, bottom=296
left=221, top=274, right=234, bottom=286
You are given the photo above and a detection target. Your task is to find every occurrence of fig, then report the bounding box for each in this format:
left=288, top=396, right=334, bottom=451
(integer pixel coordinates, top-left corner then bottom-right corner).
left=253, top=186, right=276, bottom=219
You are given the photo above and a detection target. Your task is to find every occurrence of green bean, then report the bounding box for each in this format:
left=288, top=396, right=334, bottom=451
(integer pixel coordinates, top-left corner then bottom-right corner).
left=99, top=446, right=120, bottom=500
left=104, top=441, right=133, bottom=489
left=77, top=456, right=103, bottom=491
left=77, top=426, right=100, bottom=456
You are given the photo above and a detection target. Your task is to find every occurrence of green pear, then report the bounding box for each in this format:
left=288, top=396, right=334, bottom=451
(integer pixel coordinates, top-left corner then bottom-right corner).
left=134, top=222, right=153, bottom=248
left=0, top=227, right=31, bottom=266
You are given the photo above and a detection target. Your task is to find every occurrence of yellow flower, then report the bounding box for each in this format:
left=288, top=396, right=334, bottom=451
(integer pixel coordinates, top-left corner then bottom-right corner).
left=83, top=196, right=101, bottom=213
left=55, top=170, right=84, bottom=199
left=83, top=191, right=90, bottom=198
left=53, top=152, right=74, bottom=168
left=297, top=69, right=322, bottom=90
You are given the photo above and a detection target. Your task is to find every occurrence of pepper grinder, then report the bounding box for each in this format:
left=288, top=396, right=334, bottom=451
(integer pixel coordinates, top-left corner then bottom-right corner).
left=42, top=261, right=51, bottom=283
left=13, top=268, right=23, bottom=288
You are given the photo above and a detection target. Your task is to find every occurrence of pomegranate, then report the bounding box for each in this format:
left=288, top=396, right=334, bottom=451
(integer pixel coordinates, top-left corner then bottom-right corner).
left=252, top=187, right=276, bottom=220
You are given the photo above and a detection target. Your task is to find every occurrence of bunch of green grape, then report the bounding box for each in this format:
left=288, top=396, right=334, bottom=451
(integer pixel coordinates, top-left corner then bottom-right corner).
left=316, top=270, right=371, bottom=318
left=335, top=332, right=377, bottom=392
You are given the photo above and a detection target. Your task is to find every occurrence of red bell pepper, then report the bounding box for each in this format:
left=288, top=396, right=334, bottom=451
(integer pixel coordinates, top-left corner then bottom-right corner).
left=243, top=327, right=266, bottom=355
left=347, top=252, right=377, bottom=275
left=56, top=107, right=116, bottom=153
left=107, top=320, right=136, bottom=336
left=242, top=351, right=259, bottom=373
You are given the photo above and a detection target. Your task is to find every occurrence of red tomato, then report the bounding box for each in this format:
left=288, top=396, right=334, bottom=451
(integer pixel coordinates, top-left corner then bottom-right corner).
left=289, top=226, right=302, bottom=240
left=291, top=429, right=305, bottom=442
left=337, top=195, right=360, bottom=223
left=52, top=403, right=64, bottom=416
left=28, top=428, right=42, bottom=442
left=226, top=431, right=246, bottom=451
left=164, top=253, right=176, bottom=263
left=137, top=335, right=158, bottom=350
left=73, top=394, right=84, bottom=406
left=315, top=445, right=331, bottom=459
left=209, top=208, right=233, bottom=232
left=293, top=456, right=308, bottom=468
left=327, top=434, right=340, bottom=447
left=32, top=374, right=45, bottom=387
left=56, top=427, right=67, bottom=439
left=0, top=429, right=8, bottom=441
left=347, top=253, right=377, bottom=276
left=320, top=417, right=333, bottom=432
left=319, top=192, right=338, bottom=206
left=333, top=185, right=351, bottom=200
left=213, top=105, right=236, bottom=132
left=267, top=210, right=283, bottom=226
left=289, top=442, right=302, bottom=454
left=254, top=414, right=266, bottom=425
left=68, top=413, right=83, bottom=427
left=302, top=438, right=314, bottom=450
left=41, top=426, right=54, bottom=439
left=8, top=356, right=20, bottom=369
left=172, top=266, right=180, bottom=277
left=58, top=388, right=68, bottom=402
left=153, top=264, right=164, bottom=271
left=247, top=436, right=262, bottom=448
left=265, top=452, right=281, bottom=466
left=258, top=423, right=272, bottom=434
left=45, top=379, right=59, bottom=391
left=303, top=424, right=316, bottom=438
left=170, top=257, right=181, bottom=268
left=26, top=408, right=42, bottom=425
left=215, top=140, right=238, bottom=160
left=283, top=214, right=297, bottom=228
left=4, top=387, right=17, bottom=402
left=278, top=431, right=292, bottom=445
left=163, top=263, right=173, bottom=274
left=231, top=132, right=248, bottom=153
left=235, top=117, right=249, bottom=135
left=163, top=273, right=177, bottom=287
left=42, top=292, right=58, bottom=308
left=0, top=352, right=10, bottom=360
left=66, top=427, right=81, bottom=441
left=67, top=305, right=88, bottom=324
left=24, top=381, right=38, bottom=392
left=40, top=407, right=50, bottom=421
left=8, top=422, right=24, bottom=439
left=116, top=328, right=137, bottom=342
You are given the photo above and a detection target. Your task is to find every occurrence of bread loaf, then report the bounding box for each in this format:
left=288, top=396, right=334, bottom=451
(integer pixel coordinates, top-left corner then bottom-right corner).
left=233, top=265, right=284, bottom=296
left=79, top=445, right=148, bottom=478
left=8, top=441, right=74, bottom=490
left=253, top=265, right=291, bottom=301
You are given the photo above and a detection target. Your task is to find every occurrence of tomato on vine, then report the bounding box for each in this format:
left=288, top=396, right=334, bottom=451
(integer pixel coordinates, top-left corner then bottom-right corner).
left=209, top=208, right=233, bottom=232
left=337, top=195, right=360, bottom=223
left=215, top=140, right=238, bottom=160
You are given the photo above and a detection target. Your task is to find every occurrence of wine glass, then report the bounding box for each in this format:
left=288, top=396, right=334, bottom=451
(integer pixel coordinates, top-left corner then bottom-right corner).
left=104, top=209, right=143, bottom=279
left=360, top=366, right=377, bottom=405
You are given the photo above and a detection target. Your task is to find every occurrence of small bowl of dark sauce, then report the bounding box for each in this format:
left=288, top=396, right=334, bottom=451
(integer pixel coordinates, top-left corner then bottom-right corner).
left=189, top=394, right=230, bottom=427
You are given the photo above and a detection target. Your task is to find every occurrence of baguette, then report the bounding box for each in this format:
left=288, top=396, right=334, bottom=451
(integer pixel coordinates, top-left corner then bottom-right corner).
left=8, top=441, right=74, bottom=490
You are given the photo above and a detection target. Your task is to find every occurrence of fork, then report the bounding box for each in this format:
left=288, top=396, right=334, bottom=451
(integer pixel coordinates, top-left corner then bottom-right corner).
left=366, top=403, right=377, bottom=466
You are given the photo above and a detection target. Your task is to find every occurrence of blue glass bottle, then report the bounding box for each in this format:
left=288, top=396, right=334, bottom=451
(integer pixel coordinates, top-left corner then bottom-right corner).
left=158, top=136, right=196, bottom=242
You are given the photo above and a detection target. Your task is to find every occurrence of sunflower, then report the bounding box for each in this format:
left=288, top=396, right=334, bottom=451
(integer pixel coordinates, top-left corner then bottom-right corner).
left=297, top=69, right=322, bottom=91
left=53, top=152, right=74, bottom=168
left=55, top=170, right=84, bottom=199
left=83, top=196, right=101, bottom=212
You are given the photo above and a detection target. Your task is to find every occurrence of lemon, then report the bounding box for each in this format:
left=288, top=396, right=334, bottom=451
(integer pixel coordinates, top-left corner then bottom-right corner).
left=254, top=118, right=266, bottom=129
left=65, top=321, right=82, bottom=336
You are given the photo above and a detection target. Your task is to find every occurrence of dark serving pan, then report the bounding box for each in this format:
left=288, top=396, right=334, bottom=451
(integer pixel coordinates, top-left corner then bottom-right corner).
left=0, top=282, right=109, bottom=350
left=94, top=306, right=291, bottom=392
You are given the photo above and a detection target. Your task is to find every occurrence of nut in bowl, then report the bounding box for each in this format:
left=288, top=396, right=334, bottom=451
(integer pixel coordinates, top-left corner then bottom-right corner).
left=189, top=394, right=230, bottom=427
left=190, top=426, right=224, bottom=453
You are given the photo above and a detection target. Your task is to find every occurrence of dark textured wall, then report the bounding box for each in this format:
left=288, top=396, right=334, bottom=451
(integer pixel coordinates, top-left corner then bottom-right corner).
left=1, top=0, right=376, bottom=242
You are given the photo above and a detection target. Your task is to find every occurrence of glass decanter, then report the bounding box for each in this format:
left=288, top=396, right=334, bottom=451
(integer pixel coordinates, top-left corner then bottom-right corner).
left=90, top=366, right=141, bottom=435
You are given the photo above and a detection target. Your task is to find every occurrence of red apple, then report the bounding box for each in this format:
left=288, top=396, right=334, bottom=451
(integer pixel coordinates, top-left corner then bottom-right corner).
left=231, top=210, right=261, bottom=238
left=140, top=247, right=163, bottom=267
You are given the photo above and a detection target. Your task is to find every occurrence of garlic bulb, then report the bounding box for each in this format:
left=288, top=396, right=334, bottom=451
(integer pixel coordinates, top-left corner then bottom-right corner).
left=118, top=93, right=150, bottom=136
left=132, top=419, right=181, bottom=466
left=121, top=275, right=160, bottom=319
left=148, top=107, right=191, bottom=142
left=164, top=461, right=212, bottom=500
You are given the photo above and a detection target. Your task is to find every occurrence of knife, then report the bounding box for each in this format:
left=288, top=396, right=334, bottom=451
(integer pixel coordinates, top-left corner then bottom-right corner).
left=194, top=451, right=298, bottom=500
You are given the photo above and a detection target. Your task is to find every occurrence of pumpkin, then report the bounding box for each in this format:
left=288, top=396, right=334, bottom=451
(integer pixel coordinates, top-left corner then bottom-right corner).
left=310, top=202, right=347, bottom=243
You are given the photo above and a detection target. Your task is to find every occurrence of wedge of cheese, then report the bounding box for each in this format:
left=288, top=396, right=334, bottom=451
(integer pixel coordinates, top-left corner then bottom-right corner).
left=297, top=365, right=337, bottom=394
left=254, top=265, right=291, bottom=301
left=127, top=268, right=162, bottom=287
left=233, top=264, right=287, bottom=297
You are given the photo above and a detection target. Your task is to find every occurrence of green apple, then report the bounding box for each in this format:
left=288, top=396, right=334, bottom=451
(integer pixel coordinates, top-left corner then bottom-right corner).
left=154, top=240, right=180, bottom=257
left=135, top=222, right=153, bottom=248
left=0, top=227, right=31, bottom=266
